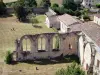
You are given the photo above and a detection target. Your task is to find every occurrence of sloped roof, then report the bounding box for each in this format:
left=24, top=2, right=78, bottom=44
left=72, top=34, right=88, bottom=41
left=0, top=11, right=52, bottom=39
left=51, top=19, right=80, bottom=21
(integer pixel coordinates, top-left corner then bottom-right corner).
left=81, top=22, right=100, bottom=47
left=70, top=21, right=100, bottom=47
left=58, top=14, right=78, bottom=26
left=48, top=16, right=60, bottom=29
left=46, top=8, right=56, bottom=17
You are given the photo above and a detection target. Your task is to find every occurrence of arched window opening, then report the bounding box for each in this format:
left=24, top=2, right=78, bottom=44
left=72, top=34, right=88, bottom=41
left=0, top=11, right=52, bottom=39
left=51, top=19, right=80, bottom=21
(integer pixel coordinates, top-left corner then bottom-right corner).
left=22, top=37, right=31, bottom=51
left=69, top=44, right=72, bottom=50
left=38, top=36, right=46, bottom=52
left=52, top=35, right=60, bottom=51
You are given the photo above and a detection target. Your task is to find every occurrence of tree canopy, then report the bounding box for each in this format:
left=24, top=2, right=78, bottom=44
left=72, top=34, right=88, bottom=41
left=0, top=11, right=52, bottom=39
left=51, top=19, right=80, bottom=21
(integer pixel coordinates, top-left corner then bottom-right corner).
left=18, top=0, right=37, bottom=7
left=0, top=2, right=7, bottom=15
left=40, top=0, right=51, bottom=8
left=62, top=0, right=77, bottom=11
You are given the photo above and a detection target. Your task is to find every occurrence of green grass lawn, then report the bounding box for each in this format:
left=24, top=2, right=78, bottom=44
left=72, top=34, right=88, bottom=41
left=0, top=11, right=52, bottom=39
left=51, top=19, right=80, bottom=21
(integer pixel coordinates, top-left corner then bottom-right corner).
left=0, top=15, right=56, bottom=61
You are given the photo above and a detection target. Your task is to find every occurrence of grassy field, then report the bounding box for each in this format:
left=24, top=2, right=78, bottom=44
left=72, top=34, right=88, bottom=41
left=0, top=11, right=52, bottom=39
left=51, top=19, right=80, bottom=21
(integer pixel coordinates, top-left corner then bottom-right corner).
left=0, top=59, right=72, bottom=75
left=0, top=15, right=57, bottom=61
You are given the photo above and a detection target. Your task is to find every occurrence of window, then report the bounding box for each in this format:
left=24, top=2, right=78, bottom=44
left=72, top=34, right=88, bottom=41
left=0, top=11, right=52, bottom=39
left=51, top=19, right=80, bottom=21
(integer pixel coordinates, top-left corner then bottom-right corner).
left=22, top=37, right=31, bottom=51
left=69, top=44, right=72, bottom=50
left=52, top=35, right=60, bottom=51
left=38, top=36, right=46, bottom=52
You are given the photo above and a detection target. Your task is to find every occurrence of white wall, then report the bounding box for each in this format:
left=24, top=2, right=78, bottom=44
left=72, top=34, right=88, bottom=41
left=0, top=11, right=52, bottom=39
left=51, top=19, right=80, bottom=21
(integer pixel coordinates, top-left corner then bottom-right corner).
left=94, top=16, right=100, bottom=26
left=78, top=36, right=84, bottom=65
left=83, top=43, right=92, bottom=70
left=45, top=17, right=50, bottom=28
left=60, top=21, right=68, bottom=33
left=93, top=47, right=100, bottom=74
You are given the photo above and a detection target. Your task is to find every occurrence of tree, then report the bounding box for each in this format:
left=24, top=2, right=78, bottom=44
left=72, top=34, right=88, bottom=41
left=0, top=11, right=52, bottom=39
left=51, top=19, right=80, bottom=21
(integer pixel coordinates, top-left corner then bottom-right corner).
left=40, top=0, right=51, bottom=8
left=24, top=0, right=37, bottom=7
left=0, top=1, right=7, bottom=15
left=13, top=3, right=27, bottom=21
left=5, top=51, right=12, bottom=64
left=83, top=14, right=90, bottom=21
left=55, top=62, right=85, bottom=75
left=52, top=3, right=59, bottom=8
left=96, top=3, right=100, bottom=8
left=27, top=13, right=39, bottom=24
left=18, top=0, right=37, bottom=7
left=75, top=10, right=81, bottom=17
left=62, top=0, right=77, bottom=11
left=64, top=9, right=75, bottom=16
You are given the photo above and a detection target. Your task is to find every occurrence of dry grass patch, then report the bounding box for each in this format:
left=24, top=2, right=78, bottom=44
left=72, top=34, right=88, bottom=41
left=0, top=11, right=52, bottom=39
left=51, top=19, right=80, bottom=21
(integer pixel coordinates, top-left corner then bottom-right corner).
left=0, top=15, right=56, bottom=61
left=3, top=62, right=71, bottom=75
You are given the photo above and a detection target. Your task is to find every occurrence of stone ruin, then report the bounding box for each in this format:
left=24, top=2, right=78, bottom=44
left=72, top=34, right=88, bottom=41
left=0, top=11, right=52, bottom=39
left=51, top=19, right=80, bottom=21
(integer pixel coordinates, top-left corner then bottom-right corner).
left=13, top=32, right=78, bottom=61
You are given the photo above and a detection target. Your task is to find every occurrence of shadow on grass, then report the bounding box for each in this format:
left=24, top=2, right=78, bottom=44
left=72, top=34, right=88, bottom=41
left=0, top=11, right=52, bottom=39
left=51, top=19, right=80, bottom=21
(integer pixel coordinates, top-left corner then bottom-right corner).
left=0, top=14, right=13, bottom=18
left=32, top=25, right=42, bottom=28
left=11, top=55, right=80, bottom=65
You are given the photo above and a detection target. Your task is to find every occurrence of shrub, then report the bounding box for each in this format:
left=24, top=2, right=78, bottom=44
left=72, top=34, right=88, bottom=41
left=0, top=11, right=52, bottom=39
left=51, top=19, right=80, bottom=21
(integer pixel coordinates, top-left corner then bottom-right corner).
left=13, top=3, right=27, bottom=21
left=27, top=13, right=39, bottom=24
left=75, top=10, right=81, bottom=17
left=96, top=3, right=100, bottom=8
left=5, top=51, right=12, bottom=64
left=83, top=15, right=90, bottom=21
left=0, top=2, right=7, bottom=15
left=52, top=3, right=59, bottom=8
left=55, top=62, right=85, bottom=75
left=64, top=9, right=75, bottom=16
left=32, top=18, right=39, bottom=23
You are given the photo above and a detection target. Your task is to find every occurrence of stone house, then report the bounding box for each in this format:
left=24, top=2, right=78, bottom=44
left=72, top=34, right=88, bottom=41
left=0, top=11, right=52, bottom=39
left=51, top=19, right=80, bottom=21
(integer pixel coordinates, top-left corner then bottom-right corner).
left=45, top=8, right=60, bottom=30
left=77, top=15, right=100, bottom=75
left=58, top=14, right=80, bottom=33
left=82, top=0, right=100, bottom=8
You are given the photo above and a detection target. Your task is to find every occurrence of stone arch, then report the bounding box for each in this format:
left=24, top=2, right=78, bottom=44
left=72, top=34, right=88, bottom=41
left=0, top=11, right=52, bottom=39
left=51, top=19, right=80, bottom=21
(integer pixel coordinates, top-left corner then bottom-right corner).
left=38, top=34, right=47, bottom=51
left=83, top=43, right=92, bottom=70
left=78, top=36, right=84, bottom=65
left=52, top=34, right=60, bottom=51
left=20, top=35, right=32, bottom=51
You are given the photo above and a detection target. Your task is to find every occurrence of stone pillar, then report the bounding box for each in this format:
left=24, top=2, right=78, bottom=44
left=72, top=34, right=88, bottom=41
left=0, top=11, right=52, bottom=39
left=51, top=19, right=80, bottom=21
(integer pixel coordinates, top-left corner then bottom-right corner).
left=31, top=36, right=38, bottom=59
left=46, top=35, right=53, bottom=58
left=15, top=39, right=23, bottom=61
left=60, top=35, right=65, bottom=56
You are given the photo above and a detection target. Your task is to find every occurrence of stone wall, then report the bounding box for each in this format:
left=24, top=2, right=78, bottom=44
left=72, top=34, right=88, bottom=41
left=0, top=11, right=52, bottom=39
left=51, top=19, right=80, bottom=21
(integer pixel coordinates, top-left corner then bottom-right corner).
left=14, top=32, right=78, bottom=61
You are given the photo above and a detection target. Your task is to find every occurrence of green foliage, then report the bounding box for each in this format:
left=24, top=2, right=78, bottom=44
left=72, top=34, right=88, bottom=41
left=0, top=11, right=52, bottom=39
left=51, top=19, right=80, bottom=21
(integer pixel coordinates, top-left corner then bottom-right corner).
left=52, top=0, right=81, bottom=16
left=83, top=14, right=90, bottom=21
left=24, top=0, right=37, bottom=7
left=64, top=9, right=75, bottom=16
left=40, top=0, right=51, bottom=8
left=81, top=8, right=89, bottom=15
left=27, top=13, right=39, bottom=24
left=96, top=3, right=100, bottom=8
left=0, top=2, right=7, bottom=15
left=13, top=3, right=27, bottom=21
left=55, top=62, right=85, bottom=75
left=18, top=0, right=37, bottom=7
left=52, top=3, right=59, bottom=7
left=75, top=10, right=81, bottom=17
left=5, top=51, right=12, bottom=64
left=62, top=0, right=77, bottom=11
